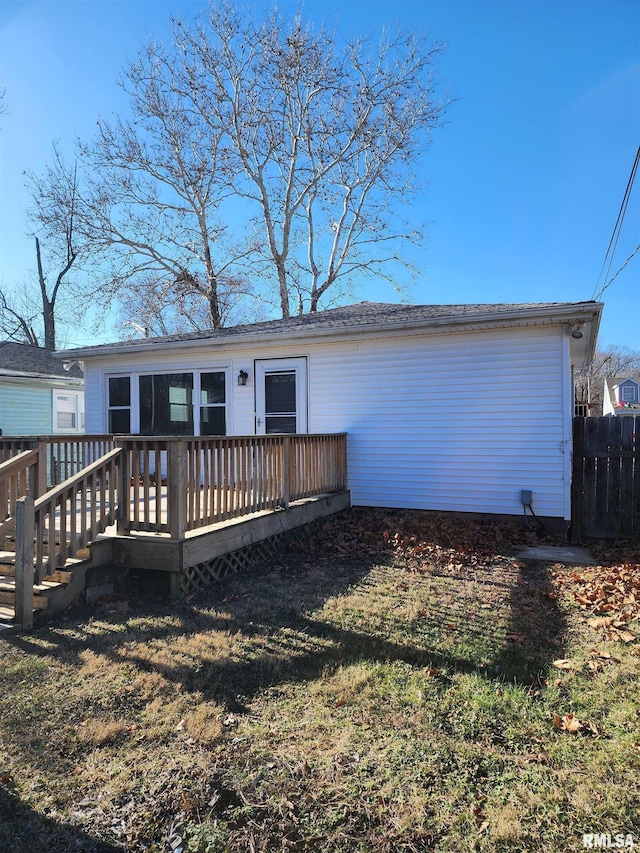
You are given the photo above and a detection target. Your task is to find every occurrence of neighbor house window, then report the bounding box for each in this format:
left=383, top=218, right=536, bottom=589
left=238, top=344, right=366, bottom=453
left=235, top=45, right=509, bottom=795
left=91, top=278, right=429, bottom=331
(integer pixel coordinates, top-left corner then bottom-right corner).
left=54, top=391, right=84, bottom=433
left=621, top=385, right=637, bottom=403
left=139, top=373, right=194, bottom=435
left=108, top=376, right=131, bottom=433
left=200, top=372, right=226, bottom=435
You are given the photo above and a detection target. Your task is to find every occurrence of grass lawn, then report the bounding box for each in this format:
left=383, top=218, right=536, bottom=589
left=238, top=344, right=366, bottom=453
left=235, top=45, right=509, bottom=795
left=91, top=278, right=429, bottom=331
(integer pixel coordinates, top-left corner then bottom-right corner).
left=0, top=509, right=638, bottom=852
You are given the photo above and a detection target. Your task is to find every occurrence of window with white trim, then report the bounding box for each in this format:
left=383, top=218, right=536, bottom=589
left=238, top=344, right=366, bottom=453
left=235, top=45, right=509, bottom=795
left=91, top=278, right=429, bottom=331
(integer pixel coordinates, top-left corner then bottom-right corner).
left=108, top=376, right=131, bottom=433
left=621, top=384, right=638, bottom=403
left=105, top=371, right=228, bottom=436
left=199, top=372, right=226, bottom=435
left=53, top=391, right=84, bottom=433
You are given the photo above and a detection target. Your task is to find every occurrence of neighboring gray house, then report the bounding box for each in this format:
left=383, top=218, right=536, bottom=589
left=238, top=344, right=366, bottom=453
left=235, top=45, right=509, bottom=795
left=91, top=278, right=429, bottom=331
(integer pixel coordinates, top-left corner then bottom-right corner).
left=61, top=300, right=602, bottom=523
left=603, top=376, right=640, bottom=417
left=0, top=342, right=84, bottom=436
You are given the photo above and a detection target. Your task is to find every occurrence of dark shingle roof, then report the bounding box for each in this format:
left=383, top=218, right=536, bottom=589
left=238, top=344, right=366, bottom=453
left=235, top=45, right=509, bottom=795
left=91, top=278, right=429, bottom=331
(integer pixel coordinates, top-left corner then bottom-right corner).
left=60, top=300, right=602, bottom=357
left=0, top=342, right=83, bottom=379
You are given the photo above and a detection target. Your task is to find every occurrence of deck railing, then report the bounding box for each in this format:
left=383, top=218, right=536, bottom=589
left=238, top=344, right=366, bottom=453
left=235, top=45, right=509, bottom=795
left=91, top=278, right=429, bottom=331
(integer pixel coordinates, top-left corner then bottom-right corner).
left=32, top=447, right=121, bottom=583
left=10, top=433, right=347, bottom=628
left=14, top=447, right=121, bottom=629
left=118, top=433, right=348, bottom=537
left=0, top=435, right=116, bottom=488
left=0, top=450, right=43, bottom=538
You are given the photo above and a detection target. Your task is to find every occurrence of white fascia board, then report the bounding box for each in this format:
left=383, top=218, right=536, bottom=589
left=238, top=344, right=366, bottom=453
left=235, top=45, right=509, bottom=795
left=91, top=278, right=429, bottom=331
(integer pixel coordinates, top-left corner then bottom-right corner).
left=59, top=302, right=604, bottom=361
left=0, top=371, right=84, bottom=387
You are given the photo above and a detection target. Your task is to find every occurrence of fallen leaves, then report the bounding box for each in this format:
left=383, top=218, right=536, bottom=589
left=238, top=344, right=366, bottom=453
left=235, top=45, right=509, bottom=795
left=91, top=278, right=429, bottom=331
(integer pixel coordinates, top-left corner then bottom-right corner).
left=295, top=508, right=526, bottom=570
left=553, top=562, right=640, bottom=620
left=553, top=713, right=600, bottom=736
left=587, top=617, right=637, bottom=644
left=506, top=632, right=526, bottom=644
left=552, top=659, right=574, bottom=670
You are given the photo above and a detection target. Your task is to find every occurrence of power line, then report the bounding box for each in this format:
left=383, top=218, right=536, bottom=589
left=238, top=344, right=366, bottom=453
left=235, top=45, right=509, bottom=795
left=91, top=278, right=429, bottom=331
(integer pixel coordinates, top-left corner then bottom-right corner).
left=600, top=243, right=640, bottom=294
left=592, top=144, right=640, bottom=302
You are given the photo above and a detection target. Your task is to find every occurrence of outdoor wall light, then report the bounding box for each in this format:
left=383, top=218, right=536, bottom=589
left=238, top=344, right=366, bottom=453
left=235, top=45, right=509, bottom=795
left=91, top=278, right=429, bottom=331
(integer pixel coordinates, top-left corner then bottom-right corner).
left=570, top=325, right=584, bottom=339
left=237, top=369, right=249, bottom=386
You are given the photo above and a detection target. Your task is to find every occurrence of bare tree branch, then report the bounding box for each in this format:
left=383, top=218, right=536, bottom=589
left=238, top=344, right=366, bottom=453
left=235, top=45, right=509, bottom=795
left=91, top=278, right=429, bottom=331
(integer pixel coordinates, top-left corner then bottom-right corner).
left=31, top=3, right=447, bottom=330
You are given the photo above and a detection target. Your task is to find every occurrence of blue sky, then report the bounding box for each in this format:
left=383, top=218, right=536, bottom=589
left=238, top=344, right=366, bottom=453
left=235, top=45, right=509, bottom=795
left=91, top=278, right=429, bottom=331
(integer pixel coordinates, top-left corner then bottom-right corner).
left=0, top=0, right=638, bottom=350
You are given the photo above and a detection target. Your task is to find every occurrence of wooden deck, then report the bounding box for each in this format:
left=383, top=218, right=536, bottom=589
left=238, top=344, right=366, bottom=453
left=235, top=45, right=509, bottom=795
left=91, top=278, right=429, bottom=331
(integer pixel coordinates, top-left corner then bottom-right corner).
left=0, top=434, right=348, bottom=630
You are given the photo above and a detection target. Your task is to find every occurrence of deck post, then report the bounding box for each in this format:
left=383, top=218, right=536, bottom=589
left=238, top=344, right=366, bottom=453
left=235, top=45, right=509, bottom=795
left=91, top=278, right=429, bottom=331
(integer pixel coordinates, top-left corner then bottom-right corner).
left=169, top=440, right=188, bottom=539
left=14, top=496, right=35, bottom=631
left=116, top=440, right=130, bottom=535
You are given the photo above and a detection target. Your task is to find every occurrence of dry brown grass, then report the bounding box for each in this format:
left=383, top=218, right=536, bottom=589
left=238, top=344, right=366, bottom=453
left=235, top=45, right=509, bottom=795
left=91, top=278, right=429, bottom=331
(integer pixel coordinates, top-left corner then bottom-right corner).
left=0, top=509, right=638, bottom=852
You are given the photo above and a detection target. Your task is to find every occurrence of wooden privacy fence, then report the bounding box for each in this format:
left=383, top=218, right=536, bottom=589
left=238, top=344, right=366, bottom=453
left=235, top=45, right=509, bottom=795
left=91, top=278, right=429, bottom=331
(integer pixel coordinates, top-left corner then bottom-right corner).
left=571, top=416, right=639, bottom=541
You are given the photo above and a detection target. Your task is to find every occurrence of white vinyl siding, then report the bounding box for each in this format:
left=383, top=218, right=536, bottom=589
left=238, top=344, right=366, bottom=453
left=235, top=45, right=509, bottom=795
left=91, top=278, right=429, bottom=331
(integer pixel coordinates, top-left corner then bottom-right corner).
left=307, top=326, right=567, bottom=518
left=82, top=324, right=570, bottom=518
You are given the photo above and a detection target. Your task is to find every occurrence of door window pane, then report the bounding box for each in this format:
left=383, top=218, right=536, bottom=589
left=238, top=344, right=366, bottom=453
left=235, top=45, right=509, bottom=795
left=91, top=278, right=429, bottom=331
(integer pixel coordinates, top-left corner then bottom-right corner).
left=265, top=372, right=295, bottom=414
left=265, top=416, right=296, bottom=434
left=140, top=373, right=193, bottom=435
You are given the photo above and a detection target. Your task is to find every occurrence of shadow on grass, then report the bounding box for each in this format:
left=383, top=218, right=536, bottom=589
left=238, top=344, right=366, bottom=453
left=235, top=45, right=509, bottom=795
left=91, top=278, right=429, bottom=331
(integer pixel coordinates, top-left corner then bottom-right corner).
left=3, top=544, right=568, bottom=709
left=0, top=785, right=120, bottom=853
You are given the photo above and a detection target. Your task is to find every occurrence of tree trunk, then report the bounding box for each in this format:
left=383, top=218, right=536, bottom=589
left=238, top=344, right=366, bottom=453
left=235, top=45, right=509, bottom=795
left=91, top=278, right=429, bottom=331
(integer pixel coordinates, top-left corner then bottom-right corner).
left=43, top=299, right=56, bottom=350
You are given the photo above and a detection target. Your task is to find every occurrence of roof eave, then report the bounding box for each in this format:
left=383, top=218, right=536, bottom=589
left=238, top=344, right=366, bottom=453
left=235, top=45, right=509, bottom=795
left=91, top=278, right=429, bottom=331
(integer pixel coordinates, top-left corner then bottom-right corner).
left=57, top=302, right=604, bottom=360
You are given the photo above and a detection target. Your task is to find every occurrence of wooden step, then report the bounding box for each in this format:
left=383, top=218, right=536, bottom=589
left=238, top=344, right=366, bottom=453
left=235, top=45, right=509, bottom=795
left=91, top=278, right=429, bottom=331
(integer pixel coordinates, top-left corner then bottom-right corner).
left=0, top=589, right=49, bottom=609
left=0, top=591, right=49, bottom=610
left=44, top=570, right=73, bottom=584
left=0, top=604, right=16, bottom=630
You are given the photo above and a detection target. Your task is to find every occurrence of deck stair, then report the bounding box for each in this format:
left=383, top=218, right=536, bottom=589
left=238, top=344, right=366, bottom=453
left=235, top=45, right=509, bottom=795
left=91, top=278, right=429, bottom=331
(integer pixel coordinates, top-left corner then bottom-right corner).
left=0, top=434, right=348, bottom=631
left=0, top=547, right=89, bottom=631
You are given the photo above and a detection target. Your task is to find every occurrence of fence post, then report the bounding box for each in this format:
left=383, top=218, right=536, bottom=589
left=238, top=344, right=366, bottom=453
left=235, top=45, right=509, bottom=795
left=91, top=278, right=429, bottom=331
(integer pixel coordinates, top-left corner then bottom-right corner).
left=14, top=496, right=34, bottom=631
left=570, top=417, right=584, bottom=544
left=168, top=440, right=188, bottom=539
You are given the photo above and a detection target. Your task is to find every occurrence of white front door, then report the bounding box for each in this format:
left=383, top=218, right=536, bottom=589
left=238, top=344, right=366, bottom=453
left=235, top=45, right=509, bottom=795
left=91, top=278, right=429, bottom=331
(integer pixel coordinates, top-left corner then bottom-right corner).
left=255, top=357, right=308, bottom=434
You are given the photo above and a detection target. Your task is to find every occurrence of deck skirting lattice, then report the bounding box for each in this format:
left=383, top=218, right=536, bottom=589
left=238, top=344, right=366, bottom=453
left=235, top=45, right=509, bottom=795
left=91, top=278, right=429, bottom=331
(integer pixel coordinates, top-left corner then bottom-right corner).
left=178, top=520, right=323, bottom=597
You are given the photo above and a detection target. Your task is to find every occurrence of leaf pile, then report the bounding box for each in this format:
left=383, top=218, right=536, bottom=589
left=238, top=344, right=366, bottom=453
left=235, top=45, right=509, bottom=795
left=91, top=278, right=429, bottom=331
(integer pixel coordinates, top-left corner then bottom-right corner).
left=291, top=508, right=527, bottom=569
left=552, top=563, right=640, bottom=621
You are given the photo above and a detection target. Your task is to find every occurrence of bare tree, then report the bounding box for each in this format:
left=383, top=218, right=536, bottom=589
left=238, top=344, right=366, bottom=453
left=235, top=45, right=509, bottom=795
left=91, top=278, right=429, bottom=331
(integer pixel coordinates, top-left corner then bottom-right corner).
left=35, top=4, right=447, bottom=328
left=115, top=272, right=270, bottom=339
left=0, top=151, right=82, bottom=349
left=576, top=344, right=640, bottom=415
left=177, top=4, right=448, bottom=317
left=39, top=36, right=262, bottom=331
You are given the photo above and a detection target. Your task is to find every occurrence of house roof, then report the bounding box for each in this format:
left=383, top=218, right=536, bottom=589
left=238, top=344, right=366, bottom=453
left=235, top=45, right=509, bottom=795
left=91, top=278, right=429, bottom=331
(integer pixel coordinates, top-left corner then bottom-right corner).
left=0, top=341, right=83, bottom=380
left=58, top=300, right=603, bottom=366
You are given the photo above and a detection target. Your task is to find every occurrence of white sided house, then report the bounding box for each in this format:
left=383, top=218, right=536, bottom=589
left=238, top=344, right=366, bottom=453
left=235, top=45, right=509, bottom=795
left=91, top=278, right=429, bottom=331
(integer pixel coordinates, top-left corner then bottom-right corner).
left=64, top=301, right=602, bottom=524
